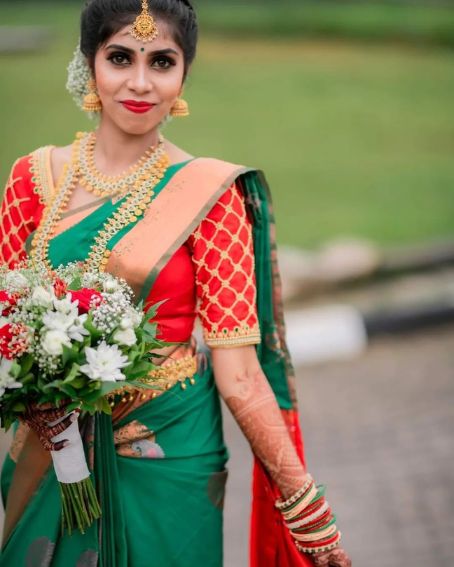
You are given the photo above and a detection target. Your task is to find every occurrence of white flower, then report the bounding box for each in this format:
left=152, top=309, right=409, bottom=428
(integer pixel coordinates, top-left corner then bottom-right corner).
left=120, top=309, right=142, bottom=330
left=82, top=272, right=99, bottom=288
left=119, top=316, right=133, bottom=330
left=42, top=311, right=75, bottom=333
left=80, top=342, right=129, bottom=382
left=113, top=327, right=137, bottom=347
left=54, top=295, right=79, bottom=317
left=0, top=358, right=22, bottom=397
left=31, top=286, right=54, bottom=308
left=67, top=314, right=90, bottom=342
left=129, top=309, right=143, bottom=327
left=5, top=271, right=28, bottom=291
left=41, top=330, right=72, bottom=356
left=103, top=278, right=120, bottom=293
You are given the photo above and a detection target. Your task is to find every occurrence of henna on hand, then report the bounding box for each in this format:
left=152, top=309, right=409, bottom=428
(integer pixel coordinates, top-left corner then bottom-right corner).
left=22, top=401, right=80, bottom=452
left=312, top=547, right=352, bottom=567
left=224, top=368, right=308, bottom=498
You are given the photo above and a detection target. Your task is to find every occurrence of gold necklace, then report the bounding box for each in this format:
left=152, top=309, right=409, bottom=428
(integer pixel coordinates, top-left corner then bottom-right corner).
left=30, top=132, right=170, bottom=274
left=78, top=131, right=165, bottom=198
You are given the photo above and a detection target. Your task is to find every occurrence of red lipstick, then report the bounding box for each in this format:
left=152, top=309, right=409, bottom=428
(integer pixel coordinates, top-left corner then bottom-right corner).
left=121, top=100, right=155, bottom=114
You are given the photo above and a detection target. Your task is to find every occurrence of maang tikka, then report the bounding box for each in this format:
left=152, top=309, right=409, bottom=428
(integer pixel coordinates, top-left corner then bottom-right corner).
left=131, top=0, right=159, bottom=43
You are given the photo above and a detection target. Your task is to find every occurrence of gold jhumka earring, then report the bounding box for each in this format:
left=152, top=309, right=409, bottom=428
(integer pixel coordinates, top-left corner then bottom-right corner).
left=82, top=79, right=102, bottom=113
left=131, top=0, right=159, bottom=43
left=170, top=98, right=190, bottom=117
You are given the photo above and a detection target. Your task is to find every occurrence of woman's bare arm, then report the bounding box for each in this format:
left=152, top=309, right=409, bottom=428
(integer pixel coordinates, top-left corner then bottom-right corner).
left=211, top=345, right=308, bottom=499
left=212, top=345, right=352, bottom=566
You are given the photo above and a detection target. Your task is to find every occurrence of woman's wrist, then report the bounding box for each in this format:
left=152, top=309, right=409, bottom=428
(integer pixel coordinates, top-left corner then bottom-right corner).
left=275, top=476, right=342, bottom=556
left=278, top=472, right=312, bottom=500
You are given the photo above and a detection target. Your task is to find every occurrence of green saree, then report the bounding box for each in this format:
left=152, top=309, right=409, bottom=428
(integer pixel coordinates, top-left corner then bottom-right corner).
left=0, top=156, right=301, bottom=567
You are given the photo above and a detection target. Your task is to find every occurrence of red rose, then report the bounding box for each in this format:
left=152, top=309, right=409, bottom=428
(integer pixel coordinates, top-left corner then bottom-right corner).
left=70, top=289, right=103, bottom=314
left=0, top=291, right=19, bottom=316
left=53, top=278, right=67, bottom=299
left=0, top=324, right=15, bottom=359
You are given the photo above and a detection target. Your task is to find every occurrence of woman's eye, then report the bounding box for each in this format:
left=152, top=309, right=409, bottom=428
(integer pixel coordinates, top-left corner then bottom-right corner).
left=108, top=53, right=130, bottom=66
left=152, top=56, right=174, bottom=69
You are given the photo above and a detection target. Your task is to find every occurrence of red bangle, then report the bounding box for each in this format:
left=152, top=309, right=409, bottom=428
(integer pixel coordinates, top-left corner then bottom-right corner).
left=291, top=510, right=333, bottom=534
left=297, top=531, right=340, bottom=549
left=290, top=497, right=326, bottom=523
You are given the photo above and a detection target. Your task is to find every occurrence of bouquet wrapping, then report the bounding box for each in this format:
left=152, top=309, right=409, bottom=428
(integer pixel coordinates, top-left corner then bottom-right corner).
left=0, top=262, right=169, bottom=534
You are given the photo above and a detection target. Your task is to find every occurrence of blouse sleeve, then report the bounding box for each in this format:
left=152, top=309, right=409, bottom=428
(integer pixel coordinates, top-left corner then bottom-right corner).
left=188, top=182, right=261, bottom=348
left=0, top=155, right=44, bottom=267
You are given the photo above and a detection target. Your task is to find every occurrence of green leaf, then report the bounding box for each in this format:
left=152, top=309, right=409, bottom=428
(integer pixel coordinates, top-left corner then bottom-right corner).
left=20, top=372, right=35, bottom=385
left=144, top=299, right=168, bottom=320
left=100, top=382, right=122, bottom=396
left=128, top=380, right=161, bottom=391
left=12, top=402, right=26, bottom=412
left=95, top=396, right=112, bottom=415
left=68, top=276, right=82, bottom=291
left=60, top=384, right=78, bottom=398
left=62, top=344, right=81, bottom=367
left=70, top=377, right=87, bottom=390
left=63, top=363, right=81, bottom=384
left=17, top=355, right=33, bottom=379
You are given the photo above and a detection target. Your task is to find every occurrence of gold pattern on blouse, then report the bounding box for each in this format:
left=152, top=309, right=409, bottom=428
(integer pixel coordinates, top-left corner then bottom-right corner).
left=0, top=163, right=33, bottom=265
left=190, top=185, right=261, bottom=348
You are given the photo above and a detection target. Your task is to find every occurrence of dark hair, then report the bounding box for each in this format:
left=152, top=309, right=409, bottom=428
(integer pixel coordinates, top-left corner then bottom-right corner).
left=80, top=0, right=198, bottom=79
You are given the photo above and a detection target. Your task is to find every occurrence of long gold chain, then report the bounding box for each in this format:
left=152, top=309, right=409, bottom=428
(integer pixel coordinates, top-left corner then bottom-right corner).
left=30, top=132, right=169, bottom=273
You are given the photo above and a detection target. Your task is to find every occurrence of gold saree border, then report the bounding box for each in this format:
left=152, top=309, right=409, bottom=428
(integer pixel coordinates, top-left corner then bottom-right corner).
left=105, top=158, right=255, bottom=301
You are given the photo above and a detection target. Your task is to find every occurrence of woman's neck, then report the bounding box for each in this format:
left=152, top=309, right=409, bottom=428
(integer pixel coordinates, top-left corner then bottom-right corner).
left=93, top=120, right=161, bottom=176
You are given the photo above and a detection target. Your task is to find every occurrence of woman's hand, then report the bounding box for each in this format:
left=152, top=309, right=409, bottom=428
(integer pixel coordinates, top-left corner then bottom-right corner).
left=312, top=547, right=352, bottom=567
left=22, top=401, right=80, bottom=451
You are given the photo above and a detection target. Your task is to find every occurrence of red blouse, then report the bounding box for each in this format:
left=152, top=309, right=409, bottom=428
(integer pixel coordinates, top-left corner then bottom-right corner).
left=0, top=151, right=261, bottom=349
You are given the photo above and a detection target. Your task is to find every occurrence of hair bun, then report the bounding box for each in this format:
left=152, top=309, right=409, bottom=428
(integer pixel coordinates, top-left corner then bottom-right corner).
left=179, top=0, right=194, bottom=10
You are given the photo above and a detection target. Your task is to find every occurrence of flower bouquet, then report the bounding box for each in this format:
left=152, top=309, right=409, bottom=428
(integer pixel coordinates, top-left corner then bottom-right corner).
left=0, top=262, right=168, bottom=534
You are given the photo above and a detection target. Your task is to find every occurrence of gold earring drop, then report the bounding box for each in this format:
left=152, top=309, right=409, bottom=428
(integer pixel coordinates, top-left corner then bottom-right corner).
left=170, top=98, right=190, bottom=117
left=82, top=79, right=102, bottom=113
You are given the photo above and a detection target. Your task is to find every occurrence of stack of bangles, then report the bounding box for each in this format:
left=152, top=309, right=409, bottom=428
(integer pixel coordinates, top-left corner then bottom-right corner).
left=275, top=475, right=341, bottom=555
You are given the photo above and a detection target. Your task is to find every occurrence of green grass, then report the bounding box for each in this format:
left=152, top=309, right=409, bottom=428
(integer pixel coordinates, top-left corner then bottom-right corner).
left=198, top=3, right=454, bottom=48
left=0, top=2, right=453, bottom=248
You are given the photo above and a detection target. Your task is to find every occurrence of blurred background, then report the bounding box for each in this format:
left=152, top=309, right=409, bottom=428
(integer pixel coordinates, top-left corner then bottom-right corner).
left=0, top=1, right=453, bottom=566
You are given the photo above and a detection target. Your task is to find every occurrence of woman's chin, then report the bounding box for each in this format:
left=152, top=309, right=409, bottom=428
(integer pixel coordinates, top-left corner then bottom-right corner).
left=116, top=120, right=160, bottom=136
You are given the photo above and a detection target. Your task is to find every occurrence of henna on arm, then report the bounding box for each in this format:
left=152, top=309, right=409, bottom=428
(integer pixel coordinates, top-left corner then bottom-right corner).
left=212, top=347, right=308, bottom=499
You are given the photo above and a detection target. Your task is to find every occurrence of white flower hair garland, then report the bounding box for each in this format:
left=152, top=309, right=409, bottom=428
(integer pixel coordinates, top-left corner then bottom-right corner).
left=66, top=42, right=94, bottom=115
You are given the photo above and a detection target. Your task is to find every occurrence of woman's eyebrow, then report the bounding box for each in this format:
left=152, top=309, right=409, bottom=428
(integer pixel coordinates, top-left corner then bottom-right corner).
left=105, top=44, right=179, bottom=57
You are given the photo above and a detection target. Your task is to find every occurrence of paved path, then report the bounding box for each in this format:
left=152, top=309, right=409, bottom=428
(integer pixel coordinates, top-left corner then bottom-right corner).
left=223, top=325, right=454, bottom=567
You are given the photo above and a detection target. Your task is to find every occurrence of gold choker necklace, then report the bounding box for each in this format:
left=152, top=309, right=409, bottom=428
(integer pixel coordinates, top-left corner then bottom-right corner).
left=77, top=131, right=165, bottom=198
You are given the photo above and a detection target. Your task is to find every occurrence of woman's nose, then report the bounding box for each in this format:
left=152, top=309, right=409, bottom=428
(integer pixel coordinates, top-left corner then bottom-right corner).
left=127, top=65, right=153, bottom=94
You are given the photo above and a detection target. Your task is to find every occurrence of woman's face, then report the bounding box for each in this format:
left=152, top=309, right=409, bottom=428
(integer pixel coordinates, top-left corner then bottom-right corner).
left=93, top=20, right=185, bottom=136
